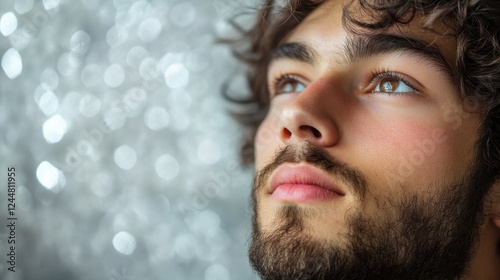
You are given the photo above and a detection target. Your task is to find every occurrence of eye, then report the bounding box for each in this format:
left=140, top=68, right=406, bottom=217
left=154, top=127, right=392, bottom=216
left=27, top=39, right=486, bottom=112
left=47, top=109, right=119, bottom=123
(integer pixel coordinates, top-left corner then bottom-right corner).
left=272, top=74, right=307, bottom=96
left=372, top=72, right=416, bottom=94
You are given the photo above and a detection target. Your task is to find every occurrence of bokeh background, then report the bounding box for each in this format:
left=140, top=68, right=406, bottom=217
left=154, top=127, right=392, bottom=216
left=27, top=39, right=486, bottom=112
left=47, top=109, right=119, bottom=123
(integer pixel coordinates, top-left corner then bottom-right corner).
left=0, top=0, right=260, bottom=279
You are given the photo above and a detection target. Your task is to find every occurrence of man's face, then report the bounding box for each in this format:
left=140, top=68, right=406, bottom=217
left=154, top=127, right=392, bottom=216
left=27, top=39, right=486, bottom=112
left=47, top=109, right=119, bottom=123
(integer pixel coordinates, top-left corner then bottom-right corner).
left=249, top=0, right=488, bottom=279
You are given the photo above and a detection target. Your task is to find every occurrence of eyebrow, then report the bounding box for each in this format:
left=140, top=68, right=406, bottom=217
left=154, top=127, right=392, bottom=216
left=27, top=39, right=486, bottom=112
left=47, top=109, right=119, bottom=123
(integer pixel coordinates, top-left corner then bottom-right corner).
left=271, top=42, right=317, bottom=64
left=270, top=34, right=455, bottom=81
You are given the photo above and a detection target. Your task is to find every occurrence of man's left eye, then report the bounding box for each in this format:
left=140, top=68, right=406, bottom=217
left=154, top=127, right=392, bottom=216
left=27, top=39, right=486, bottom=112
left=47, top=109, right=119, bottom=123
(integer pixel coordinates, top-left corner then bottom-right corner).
left=373, top=76, right=415, bottom=94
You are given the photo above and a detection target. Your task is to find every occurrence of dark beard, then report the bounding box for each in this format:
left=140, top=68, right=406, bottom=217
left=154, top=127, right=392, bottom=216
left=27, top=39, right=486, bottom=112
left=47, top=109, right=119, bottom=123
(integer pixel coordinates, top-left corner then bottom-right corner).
left=249, top=143, right=492, bottom=280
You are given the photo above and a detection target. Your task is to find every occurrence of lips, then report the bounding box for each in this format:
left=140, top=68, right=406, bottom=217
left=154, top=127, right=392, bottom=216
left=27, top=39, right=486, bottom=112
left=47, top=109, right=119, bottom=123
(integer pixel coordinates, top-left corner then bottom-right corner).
left=268, top=164, right=345, bottom=202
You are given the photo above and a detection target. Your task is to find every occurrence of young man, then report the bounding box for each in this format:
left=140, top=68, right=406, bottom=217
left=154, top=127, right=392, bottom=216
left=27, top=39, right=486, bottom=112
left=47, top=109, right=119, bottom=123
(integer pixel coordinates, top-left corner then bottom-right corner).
left=232, top=0, right=500, bottom=279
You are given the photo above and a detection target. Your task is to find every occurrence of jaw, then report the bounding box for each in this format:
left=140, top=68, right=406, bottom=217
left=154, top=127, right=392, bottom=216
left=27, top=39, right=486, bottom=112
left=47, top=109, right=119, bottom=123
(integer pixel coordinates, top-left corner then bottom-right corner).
left=250, top=174, right=487, bottom=280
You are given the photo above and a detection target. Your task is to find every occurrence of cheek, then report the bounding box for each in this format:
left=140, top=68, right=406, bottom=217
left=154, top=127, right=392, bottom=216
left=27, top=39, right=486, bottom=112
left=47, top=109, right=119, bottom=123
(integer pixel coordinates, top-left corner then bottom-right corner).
left=254, top=112, right=283, bottom=169
left=350, top=112, right=476, bottom=190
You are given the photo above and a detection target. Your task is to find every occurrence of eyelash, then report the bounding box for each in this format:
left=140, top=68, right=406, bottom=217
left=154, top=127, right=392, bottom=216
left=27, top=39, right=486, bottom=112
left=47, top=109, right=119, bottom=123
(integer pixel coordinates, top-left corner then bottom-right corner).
left=270, top=70, right=418, bottom=96
left=271, top=73, right=306, bottom=96
left=369, top=69, right=417, bottom=95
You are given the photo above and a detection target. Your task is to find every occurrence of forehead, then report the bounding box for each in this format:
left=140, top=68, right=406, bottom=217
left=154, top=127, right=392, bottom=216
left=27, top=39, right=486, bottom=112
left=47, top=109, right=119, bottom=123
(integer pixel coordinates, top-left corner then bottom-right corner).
left=282, top=0, right=457, bottom=67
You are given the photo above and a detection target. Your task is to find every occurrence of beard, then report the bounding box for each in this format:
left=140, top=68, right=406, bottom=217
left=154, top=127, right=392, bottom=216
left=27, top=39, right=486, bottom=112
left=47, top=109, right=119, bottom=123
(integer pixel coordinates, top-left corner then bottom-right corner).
left=249, top=143, right=493, bottom=280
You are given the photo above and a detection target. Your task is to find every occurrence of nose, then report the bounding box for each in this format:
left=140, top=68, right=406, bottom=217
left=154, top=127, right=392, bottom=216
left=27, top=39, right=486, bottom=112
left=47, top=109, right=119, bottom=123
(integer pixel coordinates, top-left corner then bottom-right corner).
left=278, top=87, right=339, bottom=147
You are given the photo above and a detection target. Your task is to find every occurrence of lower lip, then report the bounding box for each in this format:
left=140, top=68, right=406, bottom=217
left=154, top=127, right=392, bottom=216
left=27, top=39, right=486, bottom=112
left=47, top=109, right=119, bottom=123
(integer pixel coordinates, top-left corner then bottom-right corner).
left=271, top=184, right=341, bottom=202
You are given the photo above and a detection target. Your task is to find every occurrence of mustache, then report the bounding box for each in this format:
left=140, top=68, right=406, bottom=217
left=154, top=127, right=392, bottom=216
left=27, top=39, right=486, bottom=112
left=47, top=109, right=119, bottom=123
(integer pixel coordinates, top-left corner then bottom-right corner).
left=253, top=142, right=367, bottom=198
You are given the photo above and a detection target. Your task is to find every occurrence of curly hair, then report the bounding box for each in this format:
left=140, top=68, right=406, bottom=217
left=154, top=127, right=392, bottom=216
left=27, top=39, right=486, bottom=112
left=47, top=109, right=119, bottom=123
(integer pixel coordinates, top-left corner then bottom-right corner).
left=228, top=0, right=500, bottom=181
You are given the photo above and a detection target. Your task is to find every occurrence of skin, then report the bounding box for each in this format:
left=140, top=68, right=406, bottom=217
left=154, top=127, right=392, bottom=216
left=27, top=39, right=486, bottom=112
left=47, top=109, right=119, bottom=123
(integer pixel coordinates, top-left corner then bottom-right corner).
left=253, top=0, right=500, bottom=278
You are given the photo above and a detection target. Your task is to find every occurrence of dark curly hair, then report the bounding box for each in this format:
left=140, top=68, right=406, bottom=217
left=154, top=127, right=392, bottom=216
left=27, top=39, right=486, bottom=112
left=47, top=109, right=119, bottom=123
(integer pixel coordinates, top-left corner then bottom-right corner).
left=228, top=0, right=500, bottom=182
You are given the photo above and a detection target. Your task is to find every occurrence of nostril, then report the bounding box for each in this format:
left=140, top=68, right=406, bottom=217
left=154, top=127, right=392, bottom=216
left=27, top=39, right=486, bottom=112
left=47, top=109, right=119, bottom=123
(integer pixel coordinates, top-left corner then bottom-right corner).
left=299, top=125, right=322, bottom=138
left=311, top=127, right=321, bottom=138
left=281, top=128, right=292, bottom=139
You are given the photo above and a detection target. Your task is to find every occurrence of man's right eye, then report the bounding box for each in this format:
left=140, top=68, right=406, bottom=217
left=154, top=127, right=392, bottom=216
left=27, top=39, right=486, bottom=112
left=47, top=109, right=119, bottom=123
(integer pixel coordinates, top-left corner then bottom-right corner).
left=272, top=74, right=307, bottom=96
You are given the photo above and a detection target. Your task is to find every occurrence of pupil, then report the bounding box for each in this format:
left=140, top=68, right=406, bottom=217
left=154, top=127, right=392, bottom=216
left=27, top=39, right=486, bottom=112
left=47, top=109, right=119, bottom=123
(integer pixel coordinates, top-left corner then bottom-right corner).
left=382, top=79, right=398, bottom=92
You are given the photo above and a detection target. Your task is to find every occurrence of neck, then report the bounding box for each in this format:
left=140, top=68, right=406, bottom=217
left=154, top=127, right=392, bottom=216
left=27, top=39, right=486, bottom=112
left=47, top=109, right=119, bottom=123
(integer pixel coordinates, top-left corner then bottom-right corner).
left=464, top=220, right=500, bottom=280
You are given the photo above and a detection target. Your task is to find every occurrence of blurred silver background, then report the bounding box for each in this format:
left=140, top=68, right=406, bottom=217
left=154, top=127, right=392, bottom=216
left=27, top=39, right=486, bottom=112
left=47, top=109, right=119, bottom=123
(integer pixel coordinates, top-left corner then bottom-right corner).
left=0, top=0, right=258, bottom=279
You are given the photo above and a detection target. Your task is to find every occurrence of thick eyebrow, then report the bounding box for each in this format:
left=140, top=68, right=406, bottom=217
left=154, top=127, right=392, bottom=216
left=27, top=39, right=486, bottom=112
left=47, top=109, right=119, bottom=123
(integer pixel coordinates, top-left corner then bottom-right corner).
left=271, top=42, right=317, bottom=64
left=270, top=34, right=455, bottom=81
left=345, top=34, right=455, bottom=80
